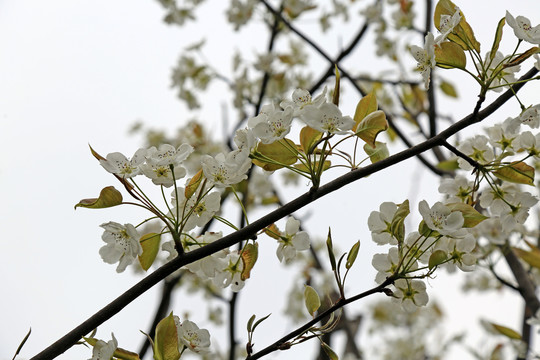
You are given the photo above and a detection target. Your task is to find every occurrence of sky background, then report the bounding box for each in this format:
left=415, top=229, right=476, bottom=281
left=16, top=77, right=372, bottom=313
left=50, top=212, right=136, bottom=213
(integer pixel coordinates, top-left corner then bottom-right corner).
left=3, top=1, right=540, bottom=359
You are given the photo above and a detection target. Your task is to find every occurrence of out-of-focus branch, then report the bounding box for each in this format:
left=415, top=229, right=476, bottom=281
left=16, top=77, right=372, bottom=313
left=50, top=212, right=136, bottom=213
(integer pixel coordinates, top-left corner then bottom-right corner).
left=30, top=67, right=538, bottom=360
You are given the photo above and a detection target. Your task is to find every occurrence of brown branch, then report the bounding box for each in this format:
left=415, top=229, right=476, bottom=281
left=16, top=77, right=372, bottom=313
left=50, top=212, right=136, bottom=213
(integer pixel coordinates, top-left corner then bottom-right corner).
left=30, top=67, right=538, bottom=360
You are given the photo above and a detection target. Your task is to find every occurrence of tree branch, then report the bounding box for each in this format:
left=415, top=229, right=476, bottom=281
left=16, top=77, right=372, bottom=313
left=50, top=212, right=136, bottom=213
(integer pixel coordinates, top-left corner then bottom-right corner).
left=30, top=67, right=538, bottom=360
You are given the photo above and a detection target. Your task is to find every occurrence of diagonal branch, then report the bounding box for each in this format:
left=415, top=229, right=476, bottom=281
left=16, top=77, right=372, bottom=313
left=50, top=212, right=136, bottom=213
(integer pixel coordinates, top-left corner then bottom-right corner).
left=30, top=67, right=538, bottom=360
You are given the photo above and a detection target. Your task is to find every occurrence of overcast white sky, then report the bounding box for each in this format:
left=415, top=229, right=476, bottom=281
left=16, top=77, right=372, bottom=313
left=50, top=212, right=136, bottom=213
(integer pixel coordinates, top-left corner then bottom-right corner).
left=3, top=1, right=540, bottom=359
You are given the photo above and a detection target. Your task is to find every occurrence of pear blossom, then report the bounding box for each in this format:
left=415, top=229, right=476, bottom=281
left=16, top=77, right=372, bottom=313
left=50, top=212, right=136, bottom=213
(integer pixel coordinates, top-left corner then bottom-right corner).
left=505, top=11, right=540, bottom=44
left=403, top=231, right=436, bottom=264
left=372, top=247, right=407, bottom=284
left=360, top=2, right=382, bottom=24
left=368, top=202, right=399, bottom=245
left=435, top=8, right=461, bottom=44
left=201, top=151, right=251, bottom=187
left=518, top=105, right=540, bottom=129
left=434, top=234, right=476, bottom=272
left=173, top=316, right=211, bottom=354
left=456, top=135, right=494, bottom=171
left=516, top=131, right=540, bottom=157
left=171, top=187, right=221, bottom=231
left=280, top=87, right=327, bottom=117
left=392, top=279, right=429, bottom=312
left=301, top=102, right=355, bottom=134
left=410, top=32, right=436, bottom=89
left=89, top=333, right=117, bottom=360
left=249, top=105, right=294, bottom=144
left=438, top=175, right=475, bottom=204
left=146, top=143, right=194, bottom=166
left=484, top=51, right=520, bottom=92
left=418, top=200, right=466, bottom=237
left=499, top=191, right=538, bottom=230
left=275, top=217, right=310, bottom=263
left=139, top=162, right=187, bottom=188
left=99, top=222, right=143, bottom=273
left=214, top=252, right=245, bottom=291
left=99, top=149, right=147, bottom=178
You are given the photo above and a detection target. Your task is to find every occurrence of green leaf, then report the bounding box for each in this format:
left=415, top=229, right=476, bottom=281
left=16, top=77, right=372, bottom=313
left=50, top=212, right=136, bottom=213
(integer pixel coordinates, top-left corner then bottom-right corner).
left=490, top=322, right=522, bottom=340
left=304, top=285, right=321, bottom=316
left=490, top=17, right=505, bottom=62
left=252, top=313, right=271, bottom=333
left=153, top=313, right=180, bottom=360
left=513, top=247, right=540, bottom=269
left=390, top=200, right=410, bottom=244
left=240, top=242, right=258, bottom=281
left=436, top=158, right=459, bottom=171
left=326, top=228, right=337, bottom=271
left=184, top=169, right=204, bottom=200
left=446, top=203, right=489, bottom=228
left=332, top=64, right=340, bottom=106
left=493, top=161, right=535, bottom=185
left=247, top=314, right=256, bottom=333
left=252, top=138, right=298, bottom=171
left=353, top=92, right=378, bottom=132
left=363, top=141, right=389, bottom=163
left=74, top=186, right=123, bottom=209
left=439, top=80, right=458, bottom=98
left=355, top=110, right=388, bottom=148
left=321, top=342, right=339, bottom=360
left=138, top=233, right=162, bottom=271
left=346, top=241, right=360, bottom=269
left=294, top=160, right=331, bottom=173
left=429, top=250, right=448, bottom=270
left=114, top=348, right=141, bottom=360
left=435, top=42, right=466, bottom=69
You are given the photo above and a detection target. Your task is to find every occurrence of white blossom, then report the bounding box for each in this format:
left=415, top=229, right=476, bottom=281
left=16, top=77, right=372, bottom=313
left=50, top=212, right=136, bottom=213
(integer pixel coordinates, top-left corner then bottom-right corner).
left=435, top=8, right=461, bottom=44
left=201, top=151, right=251, bottom=187
left=418, top=200, right=466, bottom=237
left=89, top=333, right=117, bottom=360
left=301, top=102, right=355, bottom=134
left=280, top=87, right=327, bottom=117
left=410, top=32, right=436, bottom=89
left=505, top=11, right=540, bottom=44
left=276, top=217, right=310, bottom=263
left=99, top=222, right=142, bottom=273
left=174, top=316, right=211, bottom=354
left=368, top=202, right=399, bottom=245
left=249, top=104, right=294, bottom=144
left=99, top=149, right=147, bottom=178
left=392, top=279, right=429, bottom=312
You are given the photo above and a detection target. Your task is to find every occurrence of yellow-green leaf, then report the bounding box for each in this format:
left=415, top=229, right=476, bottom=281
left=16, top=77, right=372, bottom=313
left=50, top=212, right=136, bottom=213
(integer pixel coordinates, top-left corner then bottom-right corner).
left=326, top=228, right=336, bottom=271
left=138, top=233, right=161, bottom=271
left=346, top=241, right=360, bottom=269
left=74, top=186, right=123, bottom=209
left=252, top=138, right=298, bottom=171
left=490, top=17, right=505, bottom=62
left=332, top=64, right=340, bottom=106
left=114, top=348, right=141, bottom=360
left=493, top=161, right=535, bottom=186
left=304, top=285, right=321, bottom=316
left=153, top=313, right=180, bottom=360
left=363, top=141, right=389, bottom=164
left=436, top=159, right=459, bottom=171
left=241, top=242, right=258, bottom=281
left=89, top=144, right=106, bottom=161
left=490, top=322, right=522, bottom=340
left=299, top=126, right=322, bottom=154
left=440, top=80, right=458, bottom=98
left=353, top=92, right=378, bottom=132
left=321, top=342, right=339, bottom=360
left=390, top=200, right=410, bottom=244
left=429, top=250, right=448, bottom=270
left=446, top=202, right=489, bottom=228
left=355, top=110, right=388, bottom=147
left=505, top=47, right=540, bottom=68
left=434, top=0, right=480, bottom=52
left=185, top=169, right=204, bottom=200
left=264, top=223, right=281, bottom=239
left=514, top=247, right=540, bottom=269
left=435, top=42, right=466, bottom=69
